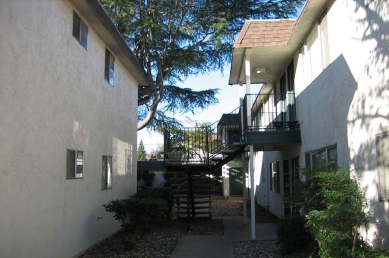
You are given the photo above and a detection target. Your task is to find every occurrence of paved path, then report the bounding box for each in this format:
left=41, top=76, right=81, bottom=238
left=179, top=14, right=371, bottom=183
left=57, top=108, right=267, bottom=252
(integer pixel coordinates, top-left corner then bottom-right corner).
left=170, top=216, right=278, bottom=258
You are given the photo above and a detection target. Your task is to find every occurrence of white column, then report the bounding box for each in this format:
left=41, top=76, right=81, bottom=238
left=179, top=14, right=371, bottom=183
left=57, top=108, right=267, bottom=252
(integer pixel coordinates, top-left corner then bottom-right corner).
left=249, top=145, right=255, bottom=239
left=245, top=52, right=252, bottom=128
left=240, top=85, right=247, bottom=225
left=244, top=50, right=256, bottom=240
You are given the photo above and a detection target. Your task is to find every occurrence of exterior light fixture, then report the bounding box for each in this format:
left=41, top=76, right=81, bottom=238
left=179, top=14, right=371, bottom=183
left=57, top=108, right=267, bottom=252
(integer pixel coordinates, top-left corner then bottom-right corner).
left=255, top=68, right=266, bottom=74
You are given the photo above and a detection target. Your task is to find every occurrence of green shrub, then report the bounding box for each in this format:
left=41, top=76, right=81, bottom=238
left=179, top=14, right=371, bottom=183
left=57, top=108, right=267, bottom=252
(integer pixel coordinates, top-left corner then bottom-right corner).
left=103, top=190, right=172, bottom=232
left=126, top=197, right=169, bottom=233
left=303, top=168, right=369, bottom=257
left=134, top=188, right=174, bottom=218
left=277, top=215, right=314, bottom=255
left=102, top=199, right=128, bottom=225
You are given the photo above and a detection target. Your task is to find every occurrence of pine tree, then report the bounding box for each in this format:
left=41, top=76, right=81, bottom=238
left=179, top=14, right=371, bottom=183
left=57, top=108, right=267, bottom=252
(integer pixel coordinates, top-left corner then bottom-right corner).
left=100, top=0, right=304, bottom=131
left=137, top=140, right=147, bottom=161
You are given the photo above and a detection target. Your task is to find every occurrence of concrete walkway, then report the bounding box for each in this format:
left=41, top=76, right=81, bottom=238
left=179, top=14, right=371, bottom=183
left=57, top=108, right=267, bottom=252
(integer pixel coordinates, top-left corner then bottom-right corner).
left=170, top=216, right=278, bottom=258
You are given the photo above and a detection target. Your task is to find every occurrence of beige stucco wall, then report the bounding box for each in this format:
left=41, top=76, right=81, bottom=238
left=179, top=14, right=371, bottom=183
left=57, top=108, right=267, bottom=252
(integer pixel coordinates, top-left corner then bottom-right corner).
left=251, top=0, right=389, bottom=247
left=0, top=0, right=138, bottom=257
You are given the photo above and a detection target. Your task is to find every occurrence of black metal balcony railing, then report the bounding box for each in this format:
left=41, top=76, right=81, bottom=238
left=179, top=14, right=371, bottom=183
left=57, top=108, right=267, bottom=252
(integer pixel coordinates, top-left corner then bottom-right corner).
left=164, top=92, right=300, bottom=165
left=164, top=106, right=244, bottom=165
left=243, top=93, right=298, bottom=132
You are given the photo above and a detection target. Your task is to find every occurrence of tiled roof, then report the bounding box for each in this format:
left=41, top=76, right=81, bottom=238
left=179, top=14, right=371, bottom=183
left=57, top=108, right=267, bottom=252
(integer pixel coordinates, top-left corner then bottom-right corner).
left=234, top=19, right=296, bottom=48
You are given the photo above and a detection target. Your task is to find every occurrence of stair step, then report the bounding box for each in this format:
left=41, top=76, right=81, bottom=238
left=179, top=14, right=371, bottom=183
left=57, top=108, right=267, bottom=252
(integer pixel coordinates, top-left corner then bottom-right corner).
left=232, top=142, right=245, bottom=147
left=175, top=200, right=211, bottom=204
left=176, top=206, right=211, bottom=210
left=171, top=183, right=187, bottom=187
left=171, top=189, right=188, bottom=193
left=192, top=183, right=212, bottom=186
left=220, top=149, right=235, bottom=155
left=176, top=211, right=213, bottom=214
left=192, top=189, right=212, bottom=192
left=174, top=194, right=211, bottom=198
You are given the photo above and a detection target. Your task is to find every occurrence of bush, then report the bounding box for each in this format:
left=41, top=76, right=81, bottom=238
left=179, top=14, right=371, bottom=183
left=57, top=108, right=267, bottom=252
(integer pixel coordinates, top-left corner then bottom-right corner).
left=126, top=197, right=169, bottom=233
left=277, top=215, right=314, bottom=255
left=103, top=190, right=171, bottom=233
left=303, top=168, right=370, bottom=257
left=134, top=188, right=174, bottom=218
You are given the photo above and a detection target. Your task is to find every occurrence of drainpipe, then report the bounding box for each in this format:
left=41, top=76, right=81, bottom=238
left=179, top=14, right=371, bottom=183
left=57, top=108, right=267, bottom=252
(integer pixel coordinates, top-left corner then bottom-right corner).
left=245, top=50, right=256, bottom=240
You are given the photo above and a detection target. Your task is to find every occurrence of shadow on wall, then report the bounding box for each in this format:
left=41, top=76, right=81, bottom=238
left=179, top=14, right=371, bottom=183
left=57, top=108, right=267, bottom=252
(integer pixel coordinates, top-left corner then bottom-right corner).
left=350, top=0, right=389, bottom=249
left=296, top=53, right=357, bottom=161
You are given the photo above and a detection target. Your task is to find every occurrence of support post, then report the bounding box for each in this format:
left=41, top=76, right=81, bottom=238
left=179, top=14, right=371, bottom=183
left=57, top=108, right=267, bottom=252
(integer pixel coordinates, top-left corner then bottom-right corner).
left=240, top=82, right=247, bottom=225
left=242, top=153, right=247, bottom=225
left=249, top=145, right=255, bottom=239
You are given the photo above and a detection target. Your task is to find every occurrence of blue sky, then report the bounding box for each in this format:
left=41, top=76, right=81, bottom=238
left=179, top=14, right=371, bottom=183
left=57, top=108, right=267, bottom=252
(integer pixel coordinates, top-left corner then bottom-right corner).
left=137, top=69, right=240, bottom=152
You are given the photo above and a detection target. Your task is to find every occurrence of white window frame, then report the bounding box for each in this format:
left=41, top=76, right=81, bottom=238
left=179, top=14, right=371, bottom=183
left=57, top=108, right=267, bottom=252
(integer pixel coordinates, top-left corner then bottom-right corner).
left=72, top=11, right=88, bottom=49
left=305, top=145, right=337, bottom=170
left=105, top=48, right=115, bottom=86
left=102, top=155, right=113, bottom=190
left=66, top=149, right=84, bottom=179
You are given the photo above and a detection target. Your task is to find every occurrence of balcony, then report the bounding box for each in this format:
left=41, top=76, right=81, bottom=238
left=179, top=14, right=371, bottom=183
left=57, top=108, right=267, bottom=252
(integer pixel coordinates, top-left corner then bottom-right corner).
left=163, top=106, right=246, bottom=170
left=242, top=93, right=301, bottom=151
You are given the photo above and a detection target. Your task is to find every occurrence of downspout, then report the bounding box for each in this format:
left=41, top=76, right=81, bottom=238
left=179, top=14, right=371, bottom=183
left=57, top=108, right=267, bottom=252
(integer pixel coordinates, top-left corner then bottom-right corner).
left=245, top=49, right=256, bottom=240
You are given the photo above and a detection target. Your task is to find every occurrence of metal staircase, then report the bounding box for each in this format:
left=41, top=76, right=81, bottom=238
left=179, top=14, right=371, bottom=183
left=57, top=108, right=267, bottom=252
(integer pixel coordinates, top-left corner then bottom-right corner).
left=164, top=107, right=246, bottom=219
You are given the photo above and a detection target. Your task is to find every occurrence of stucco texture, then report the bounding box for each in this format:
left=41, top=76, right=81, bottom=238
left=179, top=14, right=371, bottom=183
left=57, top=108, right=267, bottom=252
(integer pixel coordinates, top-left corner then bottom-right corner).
left=0, top=0, right=139, bottom=257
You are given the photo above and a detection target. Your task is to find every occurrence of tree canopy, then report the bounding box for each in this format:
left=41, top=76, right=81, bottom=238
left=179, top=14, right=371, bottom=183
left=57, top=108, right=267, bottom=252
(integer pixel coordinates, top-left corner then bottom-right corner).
left=137, top=140, right=147, bottom=160
left=100, top=0, right=304, bottom=131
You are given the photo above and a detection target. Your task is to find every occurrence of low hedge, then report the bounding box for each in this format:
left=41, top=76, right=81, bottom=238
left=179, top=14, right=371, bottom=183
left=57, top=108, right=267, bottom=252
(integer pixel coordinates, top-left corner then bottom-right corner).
left=133, top=188, right=173, bottom=218
left=103, top=189, right=172, bottom=233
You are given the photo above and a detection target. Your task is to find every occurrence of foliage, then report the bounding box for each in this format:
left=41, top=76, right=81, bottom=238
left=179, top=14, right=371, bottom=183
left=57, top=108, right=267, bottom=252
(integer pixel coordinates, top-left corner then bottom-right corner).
left=103, top=190, right=172, bottom=233
left=125, top=197, right=169, bottom=233
left=103, top=199, right=128, bottom=225
left=277, top=215, right=315, bottom=255
left=142, top=172, right=155, bottom=187
left=301, top=168, right=370, bottom=258
left=137, top=140, right=147, bottom=161
left=134, top=188, right=174, bottom=218
left=100, top=0, right=304, bottom=130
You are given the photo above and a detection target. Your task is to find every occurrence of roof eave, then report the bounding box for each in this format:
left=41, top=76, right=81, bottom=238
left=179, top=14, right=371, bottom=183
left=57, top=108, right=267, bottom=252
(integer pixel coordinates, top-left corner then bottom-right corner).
left=228, top=0, right=330, bottom=87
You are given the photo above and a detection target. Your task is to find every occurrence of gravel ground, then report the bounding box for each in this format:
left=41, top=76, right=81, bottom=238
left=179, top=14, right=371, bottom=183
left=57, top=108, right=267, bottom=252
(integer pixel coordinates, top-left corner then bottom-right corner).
left=80, top=195, right=287, bottom=258
left=80, top=219, right=223, bottom=258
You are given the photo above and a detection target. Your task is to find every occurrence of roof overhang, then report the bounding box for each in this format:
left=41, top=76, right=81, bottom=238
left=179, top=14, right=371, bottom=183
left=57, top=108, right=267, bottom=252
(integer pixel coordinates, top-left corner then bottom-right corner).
left=69, top=0, right=152, bottom=87
left=229, top=0, right=330, bottom=93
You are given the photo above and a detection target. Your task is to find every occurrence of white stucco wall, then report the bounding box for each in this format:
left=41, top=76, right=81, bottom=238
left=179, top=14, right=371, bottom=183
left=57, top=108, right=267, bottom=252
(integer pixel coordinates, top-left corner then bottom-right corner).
left=295, top=0, right=389, bottom=248
left=250, top=1, right=389, bottom=245
left=0, top=1, right=139, bottom=257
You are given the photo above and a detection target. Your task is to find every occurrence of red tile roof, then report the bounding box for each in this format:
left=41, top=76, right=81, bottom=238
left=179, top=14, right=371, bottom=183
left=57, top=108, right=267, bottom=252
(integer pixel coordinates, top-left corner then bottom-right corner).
left=234, top=19, right=296, bottom=48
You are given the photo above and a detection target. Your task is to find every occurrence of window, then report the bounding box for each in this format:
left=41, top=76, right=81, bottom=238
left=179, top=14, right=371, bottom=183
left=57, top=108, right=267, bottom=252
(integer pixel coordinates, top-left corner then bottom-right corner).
left=105, top=49, right=115, bottom=86
left=377, top=133, right=389, bottom=201
left=270, top=161, right=280, bottom=193
left=305, top=145, right=337, bottom=170
left=72, top=11, right=88, bottom=49
left=102, top=156, right=113, bottom=190
left=287, top=60, right=295, bottom=92
left=66, top=150, right=84, bottom=179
